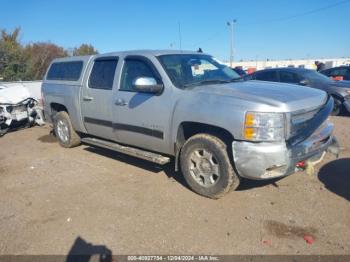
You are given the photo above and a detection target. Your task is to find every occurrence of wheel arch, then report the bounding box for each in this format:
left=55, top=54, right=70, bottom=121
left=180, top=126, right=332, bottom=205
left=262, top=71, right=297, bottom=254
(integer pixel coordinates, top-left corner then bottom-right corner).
left=174, top=121, right=235, bottom=171
left=329, top=93, right=344, bottom=102
left=50, top=102, right=68, bottom=117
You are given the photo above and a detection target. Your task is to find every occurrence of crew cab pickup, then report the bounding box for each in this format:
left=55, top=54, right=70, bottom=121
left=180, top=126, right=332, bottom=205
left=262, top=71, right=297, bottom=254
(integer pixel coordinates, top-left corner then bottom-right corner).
left=42, top=50, right=338, bottom=199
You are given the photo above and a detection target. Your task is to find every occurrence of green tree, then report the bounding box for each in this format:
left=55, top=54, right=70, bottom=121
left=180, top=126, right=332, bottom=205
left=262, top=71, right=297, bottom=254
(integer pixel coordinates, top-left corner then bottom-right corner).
left=0, top=27, right=99, bottom=81
left=0, top=27, right=27, bottom=81
left=73, top=44, right=98, bottom=56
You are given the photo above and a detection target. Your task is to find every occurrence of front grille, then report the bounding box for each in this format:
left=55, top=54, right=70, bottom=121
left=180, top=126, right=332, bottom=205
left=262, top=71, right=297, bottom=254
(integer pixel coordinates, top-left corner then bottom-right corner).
left=288, top=97, right=333, bottom=146
left=290, top=107, right=321, bottom=137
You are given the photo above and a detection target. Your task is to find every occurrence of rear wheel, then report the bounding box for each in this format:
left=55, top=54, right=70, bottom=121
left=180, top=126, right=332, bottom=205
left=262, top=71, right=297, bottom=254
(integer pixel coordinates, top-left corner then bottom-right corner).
left=180, top=134, right=240, bottom=199
left=54, top=111, right=81, bottom=148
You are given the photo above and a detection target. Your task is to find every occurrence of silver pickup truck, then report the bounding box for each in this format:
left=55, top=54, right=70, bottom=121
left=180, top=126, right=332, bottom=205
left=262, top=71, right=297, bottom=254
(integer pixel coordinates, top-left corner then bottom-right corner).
left=42, top=50, right=338, bottom=199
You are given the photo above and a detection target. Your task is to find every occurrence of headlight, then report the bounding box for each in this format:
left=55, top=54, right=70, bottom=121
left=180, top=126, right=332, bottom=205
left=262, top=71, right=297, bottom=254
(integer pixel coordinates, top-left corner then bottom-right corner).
left=243, top=112, right=285, bottom=141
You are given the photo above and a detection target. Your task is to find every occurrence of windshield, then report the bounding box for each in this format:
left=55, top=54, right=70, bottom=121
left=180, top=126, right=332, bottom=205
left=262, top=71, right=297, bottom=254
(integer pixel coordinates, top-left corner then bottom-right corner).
left=158, top=54, right=241, bottom=88
left=301, top=70, right=333, bottom=84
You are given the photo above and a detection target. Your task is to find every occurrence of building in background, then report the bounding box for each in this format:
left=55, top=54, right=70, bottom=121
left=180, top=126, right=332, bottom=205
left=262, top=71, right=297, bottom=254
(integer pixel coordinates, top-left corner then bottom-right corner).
left=228, top=57, right=350, bottom=72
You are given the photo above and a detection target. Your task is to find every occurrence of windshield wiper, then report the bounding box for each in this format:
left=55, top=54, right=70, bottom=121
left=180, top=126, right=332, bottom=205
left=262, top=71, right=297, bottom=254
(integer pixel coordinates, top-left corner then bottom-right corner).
left=183, top=79, right=231, bottom=88
left=182, top=77, right=243, bottom=88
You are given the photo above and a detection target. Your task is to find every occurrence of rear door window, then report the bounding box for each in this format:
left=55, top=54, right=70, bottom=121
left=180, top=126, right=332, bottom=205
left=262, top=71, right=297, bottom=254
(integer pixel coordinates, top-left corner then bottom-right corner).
left=254, top=71, right=278, bottom=82
left=279, top=71, right=301, bottom=84
left=47, top=61, right=83, bottom=81
left=89, top=57, right=118, bottom=90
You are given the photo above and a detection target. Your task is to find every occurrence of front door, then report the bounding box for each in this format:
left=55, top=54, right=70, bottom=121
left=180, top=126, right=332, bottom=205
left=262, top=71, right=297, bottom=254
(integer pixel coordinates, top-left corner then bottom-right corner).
left=113, top=56, right=173, bottom=154
left=81, top=57, right=118, bottom=140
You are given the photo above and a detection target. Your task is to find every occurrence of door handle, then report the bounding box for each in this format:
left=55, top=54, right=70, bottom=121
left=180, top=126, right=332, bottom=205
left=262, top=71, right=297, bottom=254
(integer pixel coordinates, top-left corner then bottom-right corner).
left=115, top=98, right=128, bottom=106
left=83, top=96, right=94, bottom=101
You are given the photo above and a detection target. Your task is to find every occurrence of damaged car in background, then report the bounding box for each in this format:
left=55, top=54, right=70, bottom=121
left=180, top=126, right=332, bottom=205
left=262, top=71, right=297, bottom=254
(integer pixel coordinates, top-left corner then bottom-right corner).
left=0, top=84, right=44, bottom=137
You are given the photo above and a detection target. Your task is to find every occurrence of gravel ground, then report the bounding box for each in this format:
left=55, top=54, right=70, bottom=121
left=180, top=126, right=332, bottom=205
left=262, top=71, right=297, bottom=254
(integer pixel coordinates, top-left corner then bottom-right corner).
left=0, top=116, right=349, bottom=256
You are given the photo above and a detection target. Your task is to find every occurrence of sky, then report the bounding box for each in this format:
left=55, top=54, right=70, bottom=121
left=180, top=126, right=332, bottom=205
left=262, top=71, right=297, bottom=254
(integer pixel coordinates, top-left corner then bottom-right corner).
left=1, top=0, right=350, bottom=61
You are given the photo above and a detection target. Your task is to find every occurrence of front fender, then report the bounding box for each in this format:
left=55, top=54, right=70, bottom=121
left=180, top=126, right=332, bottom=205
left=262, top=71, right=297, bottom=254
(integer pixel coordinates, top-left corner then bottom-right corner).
left=170, top=92, right=245, bottom=146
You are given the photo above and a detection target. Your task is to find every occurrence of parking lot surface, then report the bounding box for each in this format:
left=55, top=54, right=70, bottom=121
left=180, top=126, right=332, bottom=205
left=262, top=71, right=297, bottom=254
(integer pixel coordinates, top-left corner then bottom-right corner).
left=0, top=116, right=349, bottom=255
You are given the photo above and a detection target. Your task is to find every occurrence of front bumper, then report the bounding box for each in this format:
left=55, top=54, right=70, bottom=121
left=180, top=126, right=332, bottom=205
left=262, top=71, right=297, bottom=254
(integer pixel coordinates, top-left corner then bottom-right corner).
left=232, top=121, right=336, bottom=180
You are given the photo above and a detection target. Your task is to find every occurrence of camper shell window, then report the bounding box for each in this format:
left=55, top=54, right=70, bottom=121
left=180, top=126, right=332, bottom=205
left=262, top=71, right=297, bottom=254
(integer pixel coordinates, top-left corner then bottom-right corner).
left=47, top=61, right=83, bottom=81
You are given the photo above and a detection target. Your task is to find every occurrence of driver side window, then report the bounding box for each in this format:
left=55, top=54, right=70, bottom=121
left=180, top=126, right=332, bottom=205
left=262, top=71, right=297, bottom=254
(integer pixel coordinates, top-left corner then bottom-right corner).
left=120, top=58, right=159, bottom=92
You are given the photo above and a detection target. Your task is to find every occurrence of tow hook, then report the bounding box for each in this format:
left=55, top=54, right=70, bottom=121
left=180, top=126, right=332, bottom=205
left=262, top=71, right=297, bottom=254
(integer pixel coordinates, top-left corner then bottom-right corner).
left=297, top=137, right=340, bottom=176
left=326, top=137, right=340, bottom=158
left=296, top=161, right=306, bottom=172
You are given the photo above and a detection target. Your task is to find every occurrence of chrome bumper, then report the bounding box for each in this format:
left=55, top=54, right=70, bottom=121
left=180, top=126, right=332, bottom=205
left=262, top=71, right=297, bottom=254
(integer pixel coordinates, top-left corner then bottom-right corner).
left=232, top=122, right=336, bottom=180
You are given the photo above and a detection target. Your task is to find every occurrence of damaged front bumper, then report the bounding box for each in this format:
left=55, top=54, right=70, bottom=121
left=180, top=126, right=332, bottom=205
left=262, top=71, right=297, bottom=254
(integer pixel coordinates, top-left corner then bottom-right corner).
left=232, top=121, right=338, bottom=180
left=0, top=98, right=45, bottom=136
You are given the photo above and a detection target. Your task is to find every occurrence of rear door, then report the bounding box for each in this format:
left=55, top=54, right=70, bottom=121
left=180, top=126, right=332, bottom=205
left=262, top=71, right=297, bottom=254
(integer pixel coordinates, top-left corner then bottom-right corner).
left=81, top=56, right=118, bottom=140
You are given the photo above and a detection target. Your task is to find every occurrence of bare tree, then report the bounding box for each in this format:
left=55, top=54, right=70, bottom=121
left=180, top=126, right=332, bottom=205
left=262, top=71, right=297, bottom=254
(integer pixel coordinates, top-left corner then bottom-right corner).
left=24, top=43, right=67, bottom=80
left=73, top=44, right=98, bottom=56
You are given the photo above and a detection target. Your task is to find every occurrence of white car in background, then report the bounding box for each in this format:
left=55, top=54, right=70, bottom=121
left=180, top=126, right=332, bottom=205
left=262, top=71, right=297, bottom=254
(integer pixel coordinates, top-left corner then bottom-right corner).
left=0, top=82, right=44, bottom=136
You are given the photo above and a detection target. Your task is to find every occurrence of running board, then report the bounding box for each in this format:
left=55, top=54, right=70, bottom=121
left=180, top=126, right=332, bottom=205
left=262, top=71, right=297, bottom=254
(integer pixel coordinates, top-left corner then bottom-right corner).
left=81, top=137, right=171, bottom=165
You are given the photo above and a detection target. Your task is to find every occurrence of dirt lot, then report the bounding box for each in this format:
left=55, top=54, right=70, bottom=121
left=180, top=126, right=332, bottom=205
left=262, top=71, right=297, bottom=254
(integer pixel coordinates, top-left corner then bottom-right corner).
left=0, top=116, right=349, bottom=256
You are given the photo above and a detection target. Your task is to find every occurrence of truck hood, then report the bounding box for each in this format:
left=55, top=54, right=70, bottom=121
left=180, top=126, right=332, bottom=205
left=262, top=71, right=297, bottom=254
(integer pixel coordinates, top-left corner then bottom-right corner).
left=191, top=80, right=328, bottom=112
left=0, top=85, right=32, bottom=104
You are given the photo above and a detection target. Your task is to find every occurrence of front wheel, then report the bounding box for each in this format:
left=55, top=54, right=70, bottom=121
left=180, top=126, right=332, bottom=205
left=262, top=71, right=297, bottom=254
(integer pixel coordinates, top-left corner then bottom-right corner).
left=331, top=97, right=343, bottom=116
left=180, top=134, right=240, bottom=199
left=54, top=111, right=81, bottom=148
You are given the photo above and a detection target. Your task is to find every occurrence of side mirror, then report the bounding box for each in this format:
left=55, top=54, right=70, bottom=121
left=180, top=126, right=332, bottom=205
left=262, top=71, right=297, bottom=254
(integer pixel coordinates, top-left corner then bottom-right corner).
left=299, top=79, right=309, bottom=86
left=132, top=77, right=163, bottom=94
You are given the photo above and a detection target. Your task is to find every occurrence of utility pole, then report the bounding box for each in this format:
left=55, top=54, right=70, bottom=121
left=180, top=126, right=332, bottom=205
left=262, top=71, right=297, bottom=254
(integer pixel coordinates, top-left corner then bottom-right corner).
left=227, top=20, right=236, bottom=68
left=178, top=22, right=182, bottom=51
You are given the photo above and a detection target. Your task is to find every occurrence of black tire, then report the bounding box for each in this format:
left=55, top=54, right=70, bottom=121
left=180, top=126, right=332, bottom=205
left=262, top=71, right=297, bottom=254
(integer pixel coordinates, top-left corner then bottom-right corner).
left=53, top=111, right=81, bottom=148
left=180, top=134, right=240, bottom=199
left=0, top=124, right=8, bottom=137
left=331, top=96, right=342, bottom=116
